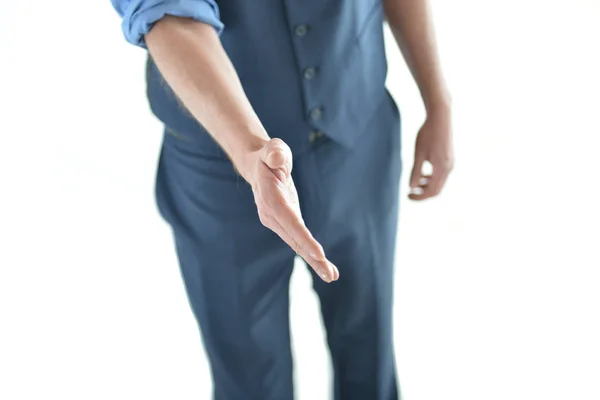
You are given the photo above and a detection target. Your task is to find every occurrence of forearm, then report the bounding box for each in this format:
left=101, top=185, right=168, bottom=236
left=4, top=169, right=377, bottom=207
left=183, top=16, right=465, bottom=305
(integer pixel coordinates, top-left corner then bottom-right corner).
left=145, top=16, right=268, bottom=178
left=383, top=0, right=451, bottom=114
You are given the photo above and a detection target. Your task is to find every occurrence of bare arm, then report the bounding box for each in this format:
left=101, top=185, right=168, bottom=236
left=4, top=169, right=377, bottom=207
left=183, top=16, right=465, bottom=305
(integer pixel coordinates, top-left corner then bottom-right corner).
left=145, top=16, right=267, bottom=182
left=144, top=17, right=338, bottom=282
left=384, top=0, right=454, bottom=200
left=383, top=0, right=451, bottom=113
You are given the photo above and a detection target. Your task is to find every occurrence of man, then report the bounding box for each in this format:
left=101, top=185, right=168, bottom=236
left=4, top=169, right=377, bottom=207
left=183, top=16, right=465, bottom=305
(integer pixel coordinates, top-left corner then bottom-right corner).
left=111, top=0, right=453, bottom=399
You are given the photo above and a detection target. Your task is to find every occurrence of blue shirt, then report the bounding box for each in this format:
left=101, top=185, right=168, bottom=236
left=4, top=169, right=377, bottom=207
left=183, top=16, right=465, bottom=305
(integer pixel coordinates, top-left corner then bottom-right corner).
left=112, top=0, right=390, bottom=155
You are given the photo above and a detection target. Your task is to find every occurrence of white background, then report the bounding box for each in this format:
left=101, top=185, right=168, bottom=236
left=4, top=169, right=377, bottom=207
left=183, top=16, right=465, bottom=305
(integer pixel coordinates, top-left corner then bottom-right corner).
left=1, top=1, right=599, bottom=399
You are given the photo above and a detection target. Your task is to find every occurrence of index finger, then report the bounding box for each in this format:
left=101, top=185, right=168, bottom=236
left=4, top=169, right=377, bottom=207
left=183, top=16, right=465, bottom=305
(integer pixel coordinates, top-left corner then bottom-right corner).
left=269, top=217, right=338, bottom=282
left=272, top=200, right=326, bottom=261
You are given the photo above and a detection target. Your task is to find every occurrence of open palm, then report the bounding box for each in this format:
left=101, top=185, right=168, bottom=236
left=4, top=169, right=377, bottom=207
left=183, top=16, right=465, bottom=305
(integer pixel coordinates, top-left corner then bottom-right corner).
left=248, top=139, right=339, bottom=283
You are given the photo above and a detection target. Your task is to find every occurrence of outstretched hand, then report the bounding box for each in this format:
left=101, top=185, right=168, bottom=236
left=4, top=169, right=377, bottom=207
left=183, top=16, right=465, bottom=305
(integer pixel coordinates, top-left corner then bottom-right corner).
left=241, top=138, right=339, bottom=283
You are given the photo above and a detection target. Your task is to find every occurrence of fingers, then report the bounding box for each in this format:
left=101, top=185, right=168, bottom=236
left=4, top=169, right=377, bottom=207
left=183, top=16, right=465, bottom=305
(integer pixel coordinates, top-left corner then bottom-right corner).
left=279, top=220, right=340, bottom=283
left=261, top=138, right=293, bottom=177
left=272, top=218, right=338, bottom=282
left=271, top=199, right=341, bottom=282
left=254, top=158, right=338, bottom=282
left=408, top=162, right=452, bottom=201
left=409, top=153, right=426, bottom=189
left=277, top=202, right=338, bottom=281
left=274, top=200, right=322, bottom=255
left=255, top=137, right=339, bottom=282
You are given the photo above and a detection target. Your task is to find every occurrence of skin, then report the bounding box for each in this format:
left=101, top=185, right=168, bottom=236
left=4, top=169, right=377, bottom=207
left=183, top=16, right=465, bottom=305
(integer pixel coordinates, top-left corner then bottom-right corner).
left=145, top=0, right=453, bottom=283
left=383, top=0, right=454, bottom=200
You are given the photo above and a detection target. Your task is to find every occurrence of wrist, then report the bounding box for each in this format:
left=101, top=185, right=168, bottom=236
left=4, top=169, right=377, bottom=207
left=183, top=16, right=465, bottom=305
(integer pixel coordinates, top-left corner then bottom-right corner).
left=423, top=89, right=452, bottom=117
left=227, top=130, right=269, bottom=184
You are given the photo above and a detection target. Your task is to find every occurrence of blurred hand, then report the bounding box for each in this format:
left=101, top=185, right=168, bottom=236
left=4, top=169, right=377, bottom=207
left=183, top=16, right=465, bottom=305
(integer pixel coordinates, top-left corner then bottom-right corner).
left=409, top=110, right=454, bottom=200
left=239, top=138, right=339, bottom=283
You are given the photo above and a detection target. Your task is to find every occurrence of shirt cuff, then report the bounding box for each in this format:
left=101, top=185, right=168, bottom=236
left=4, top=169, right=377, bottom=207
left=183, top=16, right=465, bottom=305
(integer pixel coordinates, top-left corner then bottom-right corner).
left=121, top=0, right=224, bottom=48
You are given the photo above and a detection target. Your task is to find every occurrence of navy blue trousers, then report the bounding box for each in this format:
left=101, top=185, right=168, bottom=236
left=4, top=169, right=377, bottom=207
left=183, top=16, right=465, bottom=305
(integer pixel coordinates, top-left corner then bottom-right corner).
left=155, top=93, right=402, bottom=400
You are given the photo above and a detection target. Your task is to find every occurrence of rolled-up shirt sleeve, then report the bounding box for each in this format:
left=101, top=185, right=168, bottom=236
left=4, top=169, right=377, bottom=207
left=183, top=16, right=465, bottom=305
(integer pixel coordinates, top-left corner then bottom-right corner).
left=111, top=0, right=224, bottom=48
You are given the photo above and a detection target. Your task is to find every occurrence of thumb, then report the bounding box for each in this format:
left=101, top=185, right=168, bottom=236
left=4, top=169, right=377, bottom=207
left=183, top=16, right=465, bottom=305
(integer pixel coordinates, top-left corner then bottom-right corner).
left=410, top=153, right=425, bottom=188
left=261, top=138, right=292, bottom=174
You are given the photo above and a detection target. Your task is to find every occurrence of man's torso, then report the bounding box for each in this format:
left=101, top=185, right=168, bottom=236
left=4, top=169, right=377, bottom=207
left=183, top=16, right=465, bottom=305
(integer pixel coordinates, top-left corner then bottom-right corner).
left=147, top=0, right=389, bottom=155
